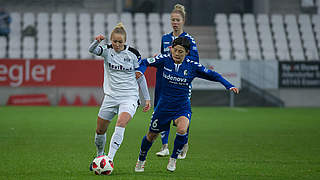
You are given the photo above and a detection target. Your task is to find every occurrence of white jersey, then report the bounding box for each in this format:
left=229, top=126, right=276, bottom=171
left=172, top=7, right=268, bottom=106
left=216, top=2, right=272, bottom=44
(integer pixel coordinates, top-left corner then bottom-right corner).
left=91, top=41, right=141, bottom=98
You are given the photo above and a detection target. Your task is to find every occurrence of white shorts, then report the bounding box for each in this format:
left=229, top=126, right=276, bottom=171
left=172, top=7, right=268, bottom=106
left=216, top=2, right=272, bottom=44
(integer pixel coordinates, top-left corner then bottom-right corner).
left=98, top=94, right=139, bottom=121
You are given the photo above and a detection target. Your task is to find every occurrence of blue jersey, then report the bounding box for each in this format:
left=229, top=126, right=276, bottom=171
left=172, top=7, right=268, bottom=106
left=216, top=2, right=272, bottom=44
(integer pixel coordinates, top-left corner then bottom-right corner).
left=154, top=32, right=199, bottom=107
left=138, top=54, right=234, bottom=131
left=161, top=32, right=199, bottom=62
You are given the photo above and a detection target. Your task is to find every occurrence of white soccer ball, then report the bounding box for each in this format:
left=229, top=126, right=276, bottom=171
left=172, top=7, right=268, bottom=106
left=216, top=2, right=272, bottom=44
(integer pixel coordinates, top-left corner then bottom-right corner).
left=92, top=155, right=114, bottom=175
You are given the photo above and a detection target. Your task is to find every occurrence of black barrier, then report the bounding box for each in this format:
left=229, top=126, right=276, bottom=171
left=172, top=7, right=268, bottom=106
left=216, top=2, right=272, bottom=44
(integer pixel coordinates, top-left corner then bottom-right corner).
left=279, top=61, right=320, bottom=88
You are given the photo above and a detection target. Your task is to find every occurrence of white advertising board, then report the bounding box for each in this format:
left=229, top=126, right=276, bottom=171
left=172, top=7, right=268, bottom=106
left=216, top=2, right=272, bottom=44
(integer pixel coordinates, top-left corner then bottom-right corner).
left=192, top=59, right=241, bottom=90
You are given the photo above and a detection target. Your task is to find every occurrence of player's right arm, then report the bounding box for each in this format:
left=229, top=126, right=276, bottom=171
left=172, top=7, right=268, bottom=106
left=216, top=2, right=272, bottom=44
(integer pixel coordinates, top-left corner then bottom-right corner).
left=88, top=35, right=105, bottom=56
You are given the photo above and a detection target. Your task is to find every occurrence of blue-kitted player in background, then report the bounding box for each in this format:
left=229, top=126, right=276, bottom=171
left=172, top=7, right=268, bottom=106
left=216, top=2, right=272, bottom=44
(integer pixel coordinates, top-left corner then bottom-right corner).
left=135, top=37, right=239, bottom=172
left=155, top=4, right=199, bottom=159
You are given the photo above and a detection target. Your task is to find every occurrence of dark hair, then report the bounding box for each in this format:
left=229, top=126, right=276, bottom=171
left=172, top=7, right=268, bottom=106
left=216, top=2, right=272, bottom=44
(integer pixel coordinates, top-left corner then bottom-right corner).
left=172, top=37, right=190, bottom=51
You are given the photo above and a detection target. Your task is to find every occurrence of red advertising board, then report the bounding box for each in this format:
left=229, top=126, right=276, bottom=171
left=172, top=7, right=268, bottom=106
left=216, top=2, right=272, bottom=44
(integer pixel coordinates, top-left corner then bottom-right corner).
left=7, top=94, right=50, bottom=106
left=0, top=59, right=156, bottom=87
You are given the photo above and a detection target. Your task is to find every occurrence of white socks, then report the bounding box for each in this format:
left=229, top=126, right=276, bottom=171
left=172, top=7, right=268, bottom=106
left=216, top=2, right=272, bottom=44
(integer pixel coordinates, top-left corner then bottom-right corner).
left=108, top=126, right=125, bottom=161
left=95, top=133, right=106, bottom=156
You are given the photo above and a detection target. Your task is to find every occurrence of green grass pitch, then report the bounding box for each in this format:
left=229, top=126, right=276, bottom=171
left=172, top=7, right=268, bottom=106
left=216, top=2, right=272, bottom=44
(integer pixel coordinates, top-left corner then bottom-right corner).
left=0, top=106, right=320, bottom=180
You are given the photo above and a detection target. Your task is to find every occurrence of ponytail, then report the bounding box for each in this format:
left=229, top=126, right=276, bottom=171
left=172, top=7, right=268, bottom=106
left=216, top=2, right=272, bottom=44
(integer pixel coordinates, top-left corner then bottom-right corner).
left=110, top=22, right=127, bottom=41
left=172, top=4, right=186, bottom=21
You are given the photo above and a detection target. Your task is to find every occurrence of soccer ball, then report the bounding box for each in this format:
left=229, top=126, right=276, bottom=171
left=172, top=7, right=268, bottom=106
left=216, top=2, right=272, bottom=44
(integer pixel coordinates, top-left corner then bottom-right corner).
left=92, top=155, right=114, bottom=175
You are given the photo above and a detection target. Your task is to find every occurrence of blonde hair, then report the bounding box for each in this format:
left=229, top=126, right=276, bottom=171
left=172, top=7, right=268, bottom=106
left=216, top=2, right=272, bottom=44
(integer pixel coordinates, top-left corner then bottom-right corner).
left=172, top=4, right=186, bottom=21
left=110, top=22, right=127, bottom=41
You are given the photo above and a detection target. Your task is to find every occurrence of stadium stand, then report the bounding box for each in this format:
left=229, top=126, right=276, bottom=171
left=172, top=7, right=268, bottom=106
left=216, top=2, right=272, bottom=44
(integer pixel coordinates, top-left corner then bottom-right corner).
left=0, top=36, right=7, bottom=58
left=22, top=36, right=35, bottom=58
left=36, top=12, right=50, bottom=59
left=50, top=13, right=64, bottom=59
left=2, top=11, right=319, bottom=61
left=8, top=12, right=21, bottom=58
left=215, top=13, right=320, bottom=61
left=2, top=12, right=174, bottom=59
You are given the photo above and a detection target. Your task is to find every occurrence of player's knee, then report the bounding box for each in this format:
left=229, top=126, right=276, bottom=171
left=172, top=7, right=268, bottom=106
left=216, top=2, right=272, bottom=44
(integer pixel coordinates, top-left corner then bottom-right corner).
left=176, top=122, right=188, bottom=135
left=116, top=113, right=131, bottom=127
left=176, top=128, right=187, bottom=135
left=146, top=131, right=158, bottom=142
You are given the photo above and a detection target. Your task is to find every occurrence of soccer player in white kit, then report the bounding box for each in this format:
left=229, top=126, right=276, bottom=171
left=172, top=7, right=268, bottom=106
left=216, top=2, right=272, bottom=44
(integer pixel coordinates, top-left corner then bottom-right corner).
left=88, top=22, right=151, bottom=171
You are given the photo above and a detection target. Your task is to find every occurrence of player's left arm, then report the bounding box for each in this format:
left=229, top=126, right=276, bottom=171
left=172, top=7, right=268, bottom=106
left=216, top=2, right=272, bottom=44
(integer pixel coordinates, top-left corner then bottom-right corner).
left=135, top=72, right=151, bottom=112
left=195, top=63, right=239, bottom=94
left=132, top=52, right=151, bottom=112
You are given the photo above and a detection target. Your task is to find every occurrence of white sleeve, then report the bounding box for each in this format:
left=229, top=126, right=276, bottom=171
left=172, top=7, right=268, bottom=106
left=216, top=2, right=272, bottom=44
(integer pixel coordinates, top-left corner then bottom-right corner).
left=136, top=74, right=150, bottom=100
left=134, top=57, right=139, bottom=69
left=88, top=40, right=103, bottom=56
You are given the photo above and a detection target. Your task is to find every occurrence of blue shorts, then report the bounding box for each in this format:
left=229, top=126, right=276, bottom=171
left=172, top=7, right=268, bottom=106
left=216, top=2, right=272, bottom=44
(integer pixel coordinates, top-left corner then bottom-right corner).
left=149, top=110, right=192, bottom=133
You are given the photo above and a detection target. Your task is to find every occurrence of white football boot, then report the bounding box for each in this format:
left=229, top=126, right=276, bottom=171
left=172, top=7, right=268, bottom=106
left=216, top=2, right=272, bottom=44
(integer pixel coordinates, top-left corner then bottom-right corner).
left=167, top=157, right=176, bottom=172
left=135, top=159, right=146, bottom=172
left=177, top=143, right=189, bottom=159
left=155, top=144, right=170, bottom=157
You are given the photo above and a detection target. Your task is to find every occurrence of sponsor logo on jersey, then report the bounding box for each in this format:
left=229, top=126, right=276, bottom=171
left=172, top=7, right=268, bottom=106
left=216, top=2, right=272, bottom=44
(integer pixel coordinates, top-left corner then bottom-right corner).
left=184, top=70, right=188, bottom=76
left=163, top=72, right=187, bottom=83
left=108, top=63, right=133, bottom=71
left=124, top=58, right=131, bottom=62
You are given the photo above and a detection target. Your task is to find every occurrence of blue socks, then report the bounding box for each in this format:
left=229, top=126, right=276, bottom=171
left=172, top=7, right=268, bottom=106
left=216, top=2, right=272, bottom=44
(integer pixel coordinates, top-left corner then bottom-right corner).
left=171, top=133, right=188, bottom=159
left=161, top=127, right=189, bottom=145
left=160, top=130, right=170, bottom=145
left=138, top=136, right=153, bottom=161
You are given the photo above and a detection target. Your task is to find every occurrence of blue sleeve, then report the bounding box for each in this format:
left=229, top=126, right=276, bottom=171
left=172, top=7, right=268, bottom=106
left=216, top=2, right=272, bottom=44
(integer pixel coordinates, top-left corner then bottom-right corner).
left=194, top=63, right=234, bottom=89
left=136, top=55, right=165, bottom=74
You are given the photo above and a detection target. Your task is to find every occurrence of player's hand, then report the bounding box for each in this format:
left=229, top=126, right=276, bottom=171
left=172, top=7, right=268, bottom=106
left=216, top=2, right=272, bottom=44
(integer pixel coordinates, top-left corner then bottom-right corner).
left=230, top=87, right=239, bottom=94
left=135, top=71, right=143, bottom=79
left=143, top=100, right=151, bottom=112
left=95, top=35, right=105, bottom=42
left=153, top=53, right=158, bottom=57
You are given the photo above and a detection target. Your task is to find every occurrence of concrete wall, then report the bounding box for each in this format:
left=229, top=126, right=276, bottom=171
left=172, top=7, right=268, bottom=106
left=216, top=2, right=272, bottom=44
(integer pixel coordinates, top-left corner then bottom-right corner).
left=253, top=0, right=270, bottom=14
left=270, top=89, right=320, bottom=107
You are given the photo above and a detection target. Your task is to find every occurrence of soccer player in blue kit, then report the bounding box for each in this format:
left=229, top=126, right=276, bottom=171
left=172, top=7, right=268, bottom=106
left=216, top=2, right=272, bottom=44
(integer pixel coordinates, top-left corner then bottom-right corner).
left=155, top=4, right=199, bottom=159
left=134, top=37, right=239, bottom=172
